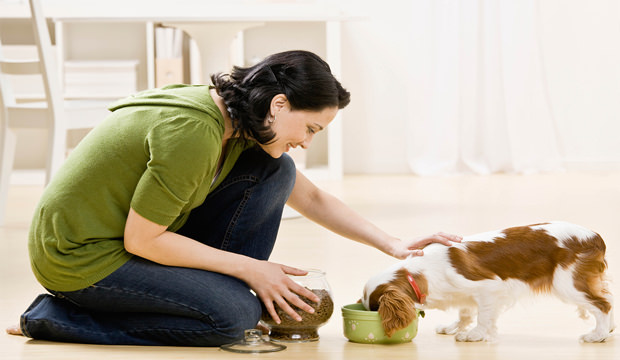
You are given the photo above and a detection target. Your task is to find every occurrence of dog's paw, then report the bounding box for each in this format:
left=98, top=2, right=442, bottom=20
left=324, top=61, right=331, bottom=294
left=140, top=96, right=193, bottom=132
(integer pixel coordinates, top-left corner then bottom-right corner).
left=580, top=331, right=609, bottom=343
left=455, top=327, right=493, bottom=342
left=436, top=323, right=459, bottom=335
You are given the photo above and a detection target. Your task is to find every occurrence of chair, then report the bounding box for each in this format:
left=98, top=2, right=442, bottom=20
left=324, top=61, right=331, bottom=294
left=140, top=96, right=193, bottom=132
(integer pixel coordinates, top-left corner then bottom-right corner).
left=0, top=0, right=110, bottom=225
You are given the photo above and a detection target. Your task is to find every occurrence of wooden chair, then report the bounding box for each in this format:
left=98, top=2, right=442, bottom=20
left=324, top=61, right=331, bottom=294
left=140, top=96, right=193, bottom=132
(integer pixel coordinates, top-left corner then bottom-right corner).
left=0, top=0, right=110, bottom=225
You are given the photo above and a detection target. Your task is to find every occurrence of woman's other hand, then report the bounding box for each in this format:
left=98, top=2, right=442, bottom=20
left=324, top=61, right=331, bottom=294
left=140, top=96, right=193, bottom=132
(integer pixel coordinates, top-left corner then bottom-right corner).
left=390, top=232, right=462, bottom=259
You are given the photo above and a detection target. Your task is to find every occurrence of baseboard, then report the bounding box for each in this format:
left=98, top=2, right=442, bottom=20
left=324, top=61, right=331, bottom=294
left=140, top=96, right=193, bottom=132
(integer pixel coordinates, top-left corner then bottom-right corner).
left=563, top=160, right=620, bottom=172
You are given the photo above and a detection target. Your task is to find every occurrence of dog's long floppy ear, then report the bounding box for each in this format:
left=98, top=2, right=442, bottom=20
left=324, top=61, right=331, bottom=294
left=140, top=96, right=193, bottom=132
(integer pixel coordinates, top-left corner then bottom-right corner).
left=377, top=284, right=417, bottom=337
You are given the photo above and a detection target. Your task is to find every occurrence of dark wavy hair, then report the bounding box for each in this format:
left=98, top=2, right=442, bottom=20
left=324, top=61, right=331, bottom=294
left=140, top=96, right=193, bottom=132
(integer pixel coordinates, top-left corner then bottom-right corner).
left=211, top=50, right=351, bottom=145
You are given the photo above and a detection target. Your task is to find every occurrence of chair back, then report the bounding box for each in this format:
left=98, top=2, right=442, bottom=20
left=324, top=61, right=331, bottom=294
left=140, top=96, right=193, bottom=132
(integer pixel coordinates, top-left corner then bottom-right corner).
left=0, top=0, right=113, bottom=224
left=28, top=0, right=65, bottom=123
left=0, top=0, right=64, bottom=129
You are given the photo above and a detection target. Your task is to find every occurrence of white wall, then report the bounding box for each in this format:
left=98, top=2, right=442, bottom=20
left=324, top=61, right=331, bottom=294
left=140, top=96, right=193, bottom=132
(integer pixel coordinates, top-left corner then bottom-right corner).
left=339, top=0, right=415, bottom=173
left=338, top=0, right=620, bottom=173
left=539, top=0, right=620, bottom=168
left=5, top=0, right=620, bottom=174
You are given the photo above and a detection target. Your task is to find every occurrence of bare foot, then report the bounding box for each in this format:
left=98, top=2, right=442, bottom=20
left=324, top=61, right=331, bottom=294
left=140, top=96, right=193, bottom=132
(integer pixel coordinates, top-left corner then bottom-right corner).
left=5, top=325, right=23, bottom=336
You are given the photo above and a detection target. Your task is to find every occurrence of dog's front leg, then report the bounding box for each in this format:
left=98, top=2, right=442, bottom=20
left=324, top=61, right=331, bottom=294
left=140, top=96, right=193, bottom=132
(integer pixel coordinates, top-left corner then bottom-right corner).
left=436, top=308, right=475, bottom=335
left=455, top=298, right=499, bottom=342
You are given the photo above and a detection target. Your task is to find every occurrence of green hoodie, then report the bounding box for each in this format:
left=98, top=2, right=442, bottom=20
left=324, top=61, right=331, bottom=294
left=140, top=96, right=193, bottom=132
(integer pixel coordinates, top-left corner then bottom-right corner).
left=28, top=85, right=251, bottom=291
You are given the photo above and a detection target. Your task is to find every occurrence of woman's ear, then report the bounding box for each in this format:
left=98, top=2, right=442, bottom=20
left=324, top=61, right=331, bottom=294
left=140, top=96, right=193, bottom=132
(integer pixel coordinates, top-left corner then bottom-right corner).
left=377, top=285, right=417, bottom=337
left=270, top=94, right=288, bottom=116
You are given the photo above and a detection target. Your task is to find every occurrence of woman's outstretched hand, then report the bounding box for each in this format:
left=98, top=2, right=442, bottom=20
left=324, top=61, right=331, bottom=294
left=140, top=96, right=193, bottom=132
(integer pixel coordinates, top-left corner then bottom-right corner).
left=390, top=232, right=462, bottom=259
left=242, top=261, right=320, bottom=324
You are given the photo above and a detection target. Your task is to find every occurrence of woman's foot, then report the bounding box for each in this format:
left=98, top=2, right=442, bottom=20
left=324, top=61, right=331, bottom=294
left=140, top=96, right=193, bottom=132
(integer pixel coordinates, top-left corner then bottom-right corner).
left=5, top=325, right=23, bottom=336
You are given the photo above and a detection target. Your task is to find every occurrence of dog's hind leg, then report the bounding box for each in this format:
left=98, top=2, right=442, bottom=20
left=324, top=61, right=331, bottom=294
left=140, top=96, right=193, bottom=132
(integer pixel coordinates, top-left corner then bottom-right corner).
left=579, top=303, right=613, bottom=343
left=584, top=285, right=614, bottom=342
left=555, top=269, right=613, bottom=341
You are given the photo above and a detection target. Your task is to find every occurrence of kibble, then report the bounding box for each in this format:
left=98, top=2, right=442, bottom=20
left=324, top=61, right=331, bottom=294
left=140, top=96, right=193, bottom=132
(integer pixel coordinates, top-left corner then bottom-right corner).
left=260, top=289, right=334, bottom=341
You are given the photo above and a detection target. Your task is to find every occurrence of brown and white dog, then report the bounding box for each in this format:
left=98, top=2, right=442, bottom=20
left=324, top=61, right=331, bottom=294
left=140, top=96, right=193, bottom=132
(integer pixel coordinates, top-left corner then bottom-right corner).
left=362, top=222, right=615, bottom=342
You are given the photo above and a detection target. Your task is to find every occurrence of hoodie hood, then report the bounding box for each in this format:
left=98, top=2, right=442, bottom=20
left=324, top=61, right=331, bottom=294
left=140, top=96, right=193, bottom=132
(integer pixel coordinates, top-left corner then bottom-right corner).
left=108, top=85, right=223, bottom=126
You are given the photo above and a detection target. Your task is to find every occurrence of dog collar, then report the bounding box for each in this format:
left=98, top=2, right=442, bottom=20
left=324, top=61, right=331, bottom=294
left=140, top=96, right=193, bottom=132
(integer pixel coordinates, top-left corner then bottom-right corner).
left=407, top=272, right=427, bottom=304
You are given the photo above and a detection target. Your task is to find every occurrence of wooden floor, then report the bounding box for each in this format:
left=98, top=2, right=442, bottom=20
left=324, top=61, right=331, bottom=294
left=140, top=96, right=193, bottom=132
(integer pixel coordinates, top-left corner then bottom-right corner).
left=2, top=172, right=619, bottom=359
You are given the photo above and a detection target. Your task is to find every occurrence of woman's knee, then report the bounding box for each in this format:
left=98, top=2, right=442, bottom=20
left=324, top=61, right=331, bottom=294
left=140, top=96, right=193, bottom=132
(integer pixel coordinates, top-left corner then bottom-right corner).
left=208, top=293, right=262, bottom=342
left=274, top=153, right=296, bottom=190
left=238, top=148, right=296, bottom=183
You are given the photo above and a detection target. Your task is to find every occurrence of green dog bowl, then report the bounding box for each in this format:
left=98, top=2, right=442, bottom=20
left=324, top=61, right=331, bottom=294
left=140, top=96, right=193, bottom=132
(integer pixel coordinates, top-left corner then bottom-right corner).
left=341, top=303, right=422, bottom=344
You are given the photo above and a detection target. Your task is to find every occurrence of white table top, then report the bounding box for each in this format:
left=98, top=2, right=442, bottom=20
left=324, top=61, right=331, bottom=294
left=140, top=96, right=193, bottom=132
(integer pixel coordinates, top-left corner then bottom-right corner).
left=0, top=0, right=355, bottom=22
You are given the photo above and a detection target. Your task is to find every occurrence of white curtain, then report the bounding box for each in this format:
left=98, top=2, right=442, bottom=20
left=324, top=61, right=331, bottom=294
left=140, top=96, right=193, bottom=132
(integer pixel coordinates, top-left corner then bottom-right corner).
left=407, top=0, right=564, bottom=175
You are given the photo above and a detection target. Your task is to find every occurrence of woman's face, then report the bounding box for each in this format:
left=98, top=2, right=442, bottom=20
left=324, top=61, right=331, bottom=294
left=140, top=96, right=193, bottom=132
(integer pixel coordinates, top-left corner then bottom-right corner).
left=259, top=95, right=338, bottom=158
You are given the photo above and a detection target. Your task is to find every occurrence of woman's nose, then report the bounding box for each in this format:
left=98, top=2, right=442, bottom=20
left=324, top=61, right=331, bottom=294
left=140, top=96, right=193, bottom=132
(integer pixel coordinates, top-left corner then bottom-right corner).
left=300, top=133, right=315, bottom=149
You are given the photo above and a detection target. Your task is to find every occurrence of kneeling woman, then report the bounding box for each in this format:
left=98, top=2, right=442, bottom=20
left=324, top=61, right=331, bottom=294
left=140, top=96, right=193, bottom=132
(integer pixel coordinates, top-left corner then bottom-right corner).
left=9, top=50, right=460, bottom=346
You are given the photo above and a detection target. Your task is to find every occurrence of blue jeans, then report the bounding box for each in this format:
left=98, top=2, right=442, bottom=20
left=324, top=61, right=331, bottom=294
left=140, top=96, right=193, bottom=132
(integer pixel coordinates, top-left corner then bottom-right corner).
left=20, top=148, right=296, bottom=346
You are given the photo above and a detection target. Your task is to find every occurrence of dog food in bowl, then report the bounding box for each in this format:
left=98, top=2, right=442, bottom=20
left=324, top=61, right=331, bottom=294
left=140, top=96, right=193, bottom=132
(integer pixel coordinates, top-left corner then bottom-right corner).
left=341, top=303, right=423, bottom=344
left=260, top=269, right=333, bottom=342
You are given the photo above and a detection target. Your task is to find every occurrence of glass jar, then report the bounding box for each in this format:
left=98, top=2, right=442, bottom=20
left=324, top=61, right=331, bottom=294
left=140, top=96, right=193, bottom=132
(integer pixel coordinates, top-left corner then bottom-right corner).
left=260, top=269, right=334, bottom=342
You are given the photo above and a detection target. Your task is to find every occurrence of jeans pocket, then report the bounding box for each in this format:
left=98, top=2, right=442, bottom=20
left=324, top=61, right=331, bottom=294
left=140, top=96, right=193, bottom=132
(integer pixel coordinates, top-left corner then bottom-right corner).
left=48, top=285, right=98, bottom=308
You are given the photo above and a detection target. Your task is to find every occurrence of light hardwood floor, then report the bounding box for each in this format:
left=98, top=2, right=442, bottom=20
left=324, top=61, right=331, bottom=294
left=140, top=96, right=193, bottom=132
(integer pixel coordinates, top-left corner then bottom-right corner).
left=2, top=172, right=619, bottom=359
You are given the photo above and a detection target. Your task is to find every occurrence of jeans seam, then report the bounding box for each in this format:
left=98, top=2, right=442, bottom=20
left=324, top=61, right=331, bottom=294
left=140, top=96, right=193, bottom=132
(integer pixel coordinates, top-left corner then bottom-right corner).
left=124, top=327, right=226, bottom=337
left=20, top=315, right=32, bottom=338
left=221, top=187, right=253, bottom=251
left=63, top=284, right=215, bottom=326
left=27, top=317, right=217, bottom=338
left=208, top=175, right=259, bottom=199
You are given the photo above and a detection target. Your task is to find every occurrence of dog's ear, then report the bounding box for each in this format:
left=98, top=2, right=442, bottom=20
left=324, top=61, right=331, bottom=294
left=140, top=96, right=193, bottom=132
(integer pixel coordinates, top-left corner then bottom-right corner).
left=377, top=285, right=417, bottom=337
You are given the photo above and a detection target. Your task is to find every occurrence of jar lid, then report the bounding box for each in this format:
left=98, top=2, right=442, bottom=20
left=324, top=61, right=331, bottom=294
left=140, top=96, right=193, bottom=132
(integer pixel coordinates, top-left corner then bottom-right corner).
left=220, top=329, right=287, bottom=353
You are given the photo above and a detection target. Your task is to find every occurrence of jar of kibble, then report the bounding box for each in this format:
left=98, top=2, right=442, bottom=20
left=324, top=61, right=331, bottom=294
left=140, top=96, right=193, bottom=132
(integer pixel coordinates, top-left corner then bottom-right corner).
left=260, top=269, right=334, bottom=342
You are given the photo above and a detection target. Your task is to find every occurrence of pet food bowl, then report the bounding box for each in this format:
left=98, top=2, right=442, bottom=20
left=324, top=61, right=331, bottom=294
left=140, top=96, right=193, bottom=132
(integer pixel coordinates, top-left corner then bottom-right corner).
left=341, top=303, right=422, bottom=344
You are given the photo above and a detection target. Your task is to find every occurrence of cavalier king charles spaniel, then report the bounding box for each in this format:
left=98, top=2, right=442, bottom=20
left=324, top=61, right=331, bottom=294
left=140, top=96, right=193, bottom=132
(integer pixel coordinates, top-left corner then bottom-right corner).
left=361, top=222, right=615, bottom=342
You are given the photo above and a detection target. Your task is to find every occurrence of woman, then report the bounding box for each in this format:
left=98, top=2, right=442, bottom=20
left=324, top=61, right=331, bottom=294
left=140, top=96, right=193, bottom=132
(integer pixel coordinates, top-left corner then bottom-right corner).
left=8, top=50, right=460, bottom=346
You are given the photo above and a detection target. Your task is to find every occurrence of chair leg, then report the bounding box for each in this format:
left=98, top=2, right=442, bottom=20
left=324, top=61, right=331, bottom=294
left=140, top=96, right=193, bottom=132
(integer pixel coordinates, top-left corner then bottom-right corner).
left=0, top=128, right=17, bottom=226
left=46, top=122, right=67, bottom=185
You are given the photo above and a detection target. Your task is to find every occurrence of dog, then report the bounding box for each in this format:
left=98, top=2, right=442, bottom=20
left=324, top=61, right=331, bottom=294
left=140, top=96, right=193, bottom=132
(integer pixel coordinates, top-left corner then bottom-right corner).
left=361, top=221, right=615, bottom=342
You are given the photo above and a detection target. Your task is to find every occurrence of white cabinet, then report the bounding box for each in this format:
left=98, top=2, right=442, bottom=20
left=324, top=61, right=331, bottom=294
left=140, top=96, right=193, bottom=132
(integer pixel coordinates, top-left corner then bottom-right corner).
left=1, top=1, right=347, bottom=181
left=63, top=60, right=140, bottom=99
left=55, top=20, right=154, bottom=98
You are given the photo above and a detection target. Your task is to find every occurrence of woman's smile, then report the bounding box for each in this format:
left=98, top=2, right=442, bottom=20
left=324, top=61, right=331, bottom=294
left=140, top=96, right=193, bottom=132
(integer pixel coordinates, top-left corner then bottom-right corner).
left=260, top=105, right=338, bottom=158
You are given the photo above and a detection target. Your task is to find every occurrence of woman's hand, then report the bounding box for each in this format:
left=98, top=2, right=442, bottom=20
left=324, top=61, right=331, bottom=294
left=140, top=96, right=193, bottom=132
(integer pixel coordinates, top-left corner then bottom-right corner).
left=389, top=232, right=463, bottom=259
left=241, top=260, right=320, bottom=324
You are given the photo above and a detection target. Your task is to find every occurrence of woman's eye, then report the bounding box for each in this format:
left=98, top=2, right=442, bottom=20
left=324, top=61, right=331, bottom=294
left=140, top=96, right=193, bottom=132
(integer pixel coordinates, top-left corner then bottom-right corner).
left=307, top=127, right=316, bottom=134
